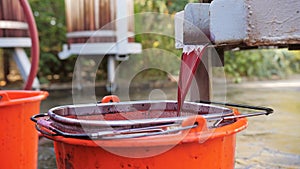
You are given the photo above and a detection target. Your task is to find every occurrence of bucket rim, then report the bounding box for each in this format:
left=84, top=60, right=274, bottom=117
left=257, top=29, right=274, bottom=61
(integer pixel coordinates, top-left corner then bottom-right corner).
left=0, top=90, right=48, bottom=107
left=39, top=109, right=248, bottom=147
left=47, top=100, right=233, bottom=126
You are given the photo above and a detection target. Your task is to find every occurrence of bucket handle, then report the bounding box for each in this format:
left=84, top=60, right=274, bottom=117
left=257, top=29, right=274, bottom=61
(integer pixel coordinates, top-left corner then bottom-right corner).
left=31, top=113, right=203, bottom=140
left=32, top=114, right=91, bottom=138
left=198, top=100, right=273, bottom=115
left=197, top=100, right=274, bottom=127
left=0, top=92, right=10, bottom=102
left=31, top=113, right=59, bottom=137
left=31, top=113, right=48, bottom=123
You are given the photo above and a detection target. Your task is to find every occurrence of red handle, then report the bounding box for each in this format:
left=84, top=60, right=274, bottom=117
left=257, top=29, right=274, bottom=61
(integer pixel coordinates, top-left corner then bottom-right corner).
left=101, top=95, right=120, bottom=103
left=0, top=92, right=10, bottom=102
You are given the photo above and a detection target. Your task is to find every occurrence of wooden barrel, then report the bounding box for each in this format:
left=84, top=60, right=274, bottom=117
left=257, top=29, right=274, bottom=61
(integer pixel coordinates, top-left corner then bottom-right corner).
left=64, top=0, right=135, bottom=45
left=0, top=0, right=29, bottom=37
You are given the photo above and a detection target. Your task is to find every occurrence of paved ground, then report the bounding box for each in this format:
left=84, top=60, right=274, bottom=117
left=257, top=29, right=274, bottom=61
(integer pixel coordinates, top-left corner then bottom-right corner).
left=35, top=75, right=300, bottom=169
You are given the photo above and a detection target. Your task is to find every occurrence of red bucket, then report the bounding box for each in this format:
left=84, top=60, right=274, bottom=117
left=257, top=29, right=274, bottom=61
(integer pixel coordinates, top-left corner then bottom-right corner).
left=32, top=100, right=272, bottom=169
left=0, top=90, right=48, bottom=169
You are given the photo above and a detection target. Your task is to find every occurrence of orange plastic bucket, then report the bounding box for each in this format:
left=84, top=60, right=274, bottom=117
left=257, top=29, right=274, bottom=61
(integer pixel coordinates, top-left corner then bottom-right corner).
left=0, top=90, right=48, bottom=169
left=53, top=114, right=246, bottom=169
left=33, top=101, right=250, bottom=169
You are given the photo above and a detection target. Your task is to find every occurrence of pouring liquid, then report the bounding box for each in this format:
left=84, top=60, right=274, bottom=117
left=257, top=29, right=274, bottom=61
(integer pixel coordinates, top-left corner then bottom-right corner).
left=177, top=45, right=208, bottom=115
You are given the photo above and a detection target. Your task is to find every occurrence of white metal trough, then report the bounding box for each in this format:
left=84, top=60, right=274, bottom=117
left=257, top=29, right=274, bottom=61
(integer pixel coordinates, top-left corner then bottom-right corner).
left=175, top=0, right=300, bottom=49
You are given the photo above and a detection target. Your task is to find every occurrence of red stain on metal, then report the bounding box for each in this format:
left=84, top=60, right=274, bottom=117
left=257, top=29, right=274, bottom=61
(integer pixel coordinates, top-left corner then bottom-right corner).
left=177, top=45, right=208, bottom=114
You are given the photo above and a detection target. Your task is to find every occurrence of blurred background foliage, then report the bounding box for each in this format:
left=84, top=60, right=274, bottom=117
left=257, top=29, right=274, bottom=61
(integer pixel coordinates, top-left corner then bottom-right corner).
left=225, top=49, right=300, bottom=83
left=26, top=0, right=300, bottom=84
left=29, top=0, right=73, bottom=84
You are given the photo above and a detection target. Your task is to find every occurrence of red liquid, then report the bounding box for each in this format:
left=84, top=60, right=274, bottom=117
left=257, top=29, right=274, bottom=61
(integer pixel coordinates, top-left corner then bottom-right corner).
left=177, top=45, right=208, bottom=115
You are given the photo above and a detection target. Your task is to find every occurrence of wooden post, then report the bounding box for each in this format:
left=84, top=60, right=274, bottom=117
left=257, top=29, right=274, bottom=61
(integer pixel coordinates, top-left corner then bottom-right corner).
left=190, top=0, right=213, bottom=102
left=0, top=0, right=3, bottom=37
left=3, top=49, right=10, bottom=83
left=190, top=48, right=212, bottom=102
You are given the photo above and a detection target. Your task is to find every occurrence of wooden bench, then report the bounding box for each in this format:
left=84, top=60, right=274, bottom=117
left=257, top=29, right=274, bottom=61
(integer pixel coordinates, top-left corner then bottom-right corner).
left=59, top=0, right=141, bottom=92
